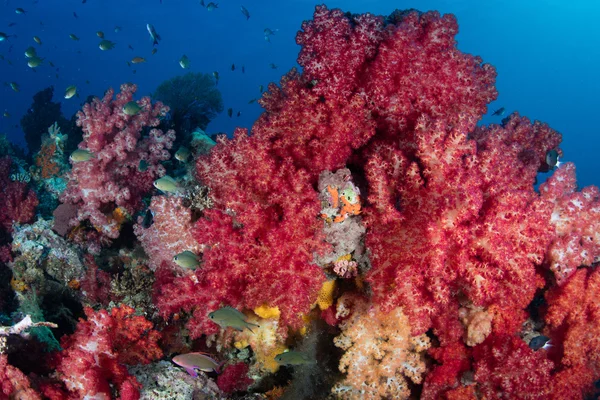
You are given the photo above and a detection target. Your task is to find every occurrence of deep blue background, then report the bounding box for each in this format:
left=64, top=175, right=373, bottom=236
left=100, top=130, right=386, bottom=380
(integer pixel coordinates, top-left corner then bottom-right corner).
left=1, top=0, right=598, bottom=187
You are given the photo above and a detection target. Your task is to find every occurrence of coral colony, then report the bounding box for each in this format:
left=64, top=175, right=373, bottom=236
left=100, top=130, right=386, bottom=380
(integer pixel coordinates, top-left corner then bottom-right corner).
left=1, top=6, right=599, bottom=400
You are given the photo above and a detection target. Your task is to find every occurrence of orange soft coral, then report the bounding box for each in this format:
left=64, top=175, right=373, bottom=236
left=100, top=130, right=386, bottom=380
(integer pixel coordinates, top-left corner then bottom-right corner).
left=332, top=296, right=430, bottom=399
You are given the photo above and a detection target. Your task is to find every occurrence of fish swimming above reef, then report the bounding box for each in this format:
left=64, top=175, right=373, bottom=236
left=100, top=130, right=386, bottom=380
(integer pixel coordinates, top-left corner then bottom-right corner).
left=64, top=85, right=78, bottom=99
left=529, top=335, right=552, bottom=351
left=274, top=350, right=315, bottom=366
left=122, top=101, right=142, bottom=115
left=172, top=352, right=222, bottom=376
left=491, top=107, right=505, bottom=116
left=208, top=306, right=259, bottom=332
left=146, top=23, right=161, bottom=46
left=99, top=40, right=115, bottom=51
left=70, top=149, right=94, bottom=162
left=153, top=175, right=180, bottom=193
left=173, top=250, right=200, bottom=269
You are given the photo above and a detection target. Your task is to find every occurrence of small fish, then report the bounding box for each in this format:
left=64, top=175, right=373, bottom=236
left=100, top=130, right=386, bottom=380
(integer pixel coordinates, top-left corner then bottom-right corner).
left=64, top=85, right=78, bottom=99
left=259, top=84, right=263, bottom=93
left=0, top=33, right=12, bottom=42
left=123, top=101, right=142, bottom=115
left=3, top=111, right=10, bottom=118
left=213, top=71, right=219, bottom=85
left=206, top=2, right=218, bottom=11
left=69, top=33, right=80, bottom=41
left=248, top=98, right=256, bottom=104
left=96, top=31, right=105, bottom=39
left=49, top=61, right=55, bottom=67
left=264, top=28, right=277, bottom=42
left=208, top=307, right=259, bottom=332
left=138, top=159, right=149, bottom=172
left=73, top=12, right=78, bottom=18
left=231, top=63, right=235, bottom=71
left=274, top=351, right=314, bottom=366
left=240, top=5, right=250, bottom=20
left=114, top=26, right=122, bottom=33
left=200, top=0, right=205, bottom=6
left=227, top=108, right=232, bottom=118
left=99, top=40, right=116, bottom=50
left=27, top=56, right=43, bottom=68
left=147, top=23, right=161, bottom=46
left=9, top=82, right=19, bottom=92
left=269, top=63, right=278, bottom=69
left=236, top=111, right=241, bottom=117
left=241, top=65, right=245, bottom=73
left=491, top=107, right=505, bottom=116
left=529, top=335, right=552, bottom=351
left=545, top=149, right=559, bottom=169
left=151, top=48, right=157, bottom=55
left=174, top=146, right=190, bottom=162
left=153, top=175, right=179, bottom=193
left=173, top=250, right=200, bottom=269
left=24, top=46, right=36, bottom=58
left=8, top=23, right=16, bottom=27
left=33, top=36, right=42, bottom=45
left=131, top=57, right=146, bottom=64
left=70, top=149, right=94, bottom=162
left=172, top=353, right=222, bottom=376
left=15, top=8, right=26, bottom=14
left=141, top=209, right=154, bottom=229
left=128, top=44, right=134, bottom=51
left=179, top=55, right=190, bottom=69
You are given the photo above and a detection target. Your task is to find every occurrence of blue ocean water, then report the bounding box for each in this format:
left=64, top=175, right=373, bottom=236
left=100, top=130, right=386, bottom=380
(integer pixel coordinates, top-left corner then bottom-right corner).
left=0, top=0, right=598, bottom=187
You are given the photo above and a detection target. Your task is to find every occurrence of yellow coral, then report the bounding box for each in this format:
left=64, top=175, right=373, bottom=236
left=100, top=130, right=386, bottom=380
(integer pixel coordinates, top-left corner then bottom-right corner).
left=10, top=277, right=29, bottom=292
left=316, top=279, right=336, bottom=310
left=337, top=254, right=352, bottom=262
left=253, top=304, right=280, bottom=319
left=233, top=316, right=286, bottom=373
left=234, top=339, right=249, bottom=349
left=112, top=207, right=129, bottom=225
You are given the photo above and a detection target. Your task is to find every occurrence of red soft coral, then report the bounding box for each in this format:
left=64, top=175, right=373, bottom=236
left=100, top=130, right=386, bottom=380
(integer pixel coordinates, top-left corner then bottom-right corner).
left=217, top=362, right=254, bottom=394
left=0, top=157, right=38, bottom=234
left=0, top=354, right=41, bottom=400
left=543, top=267, right=600, bottom=398
left=472, top=335, right=554, bottom=399
left=363, top=114, right=558, bottom=339
left=52, top=305, right=162, bottom=399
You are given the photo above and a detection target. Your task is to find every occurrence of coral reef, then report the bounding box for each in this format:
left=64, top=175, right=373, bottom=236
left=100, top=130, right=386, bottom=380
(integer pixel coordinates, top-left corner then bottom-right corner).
left=0, top=5, right=599, bottom=400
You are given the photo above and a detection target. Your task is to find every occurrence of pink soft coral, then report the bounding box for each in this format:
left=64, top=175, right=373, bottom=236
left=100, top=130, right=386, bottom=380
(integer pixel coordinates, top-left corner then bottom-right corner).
left=133, top=195, right=202, bottom=271
left=539, top=162, right=600, bottom=284
left=60, top=83, right=175, bottom=239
